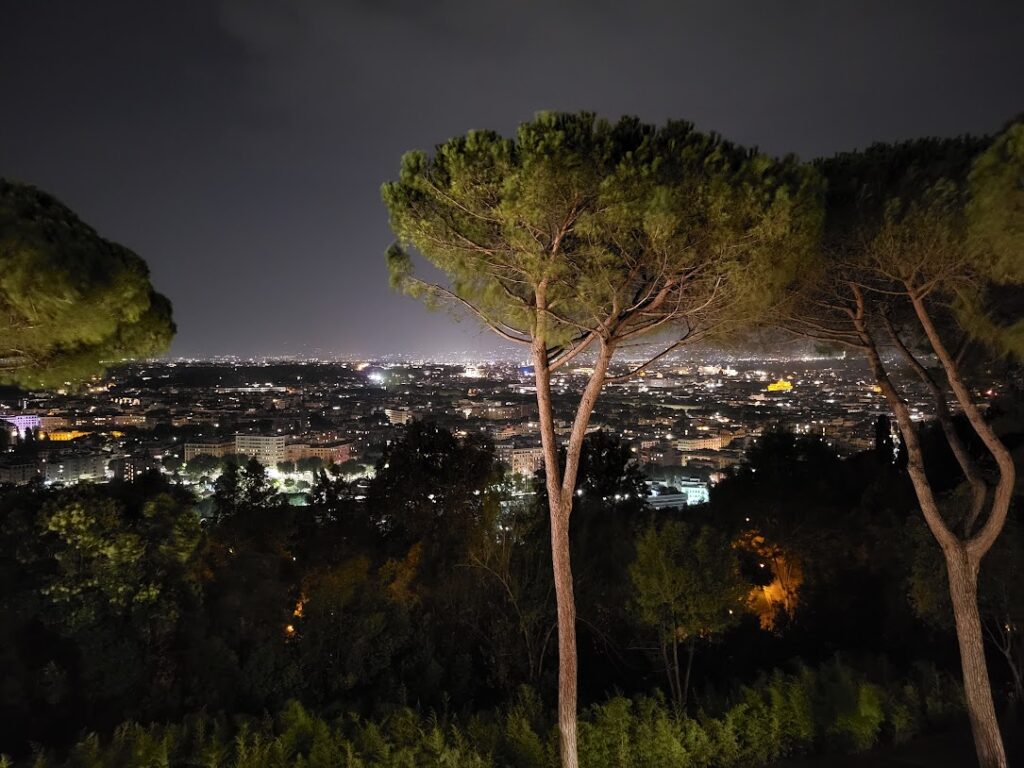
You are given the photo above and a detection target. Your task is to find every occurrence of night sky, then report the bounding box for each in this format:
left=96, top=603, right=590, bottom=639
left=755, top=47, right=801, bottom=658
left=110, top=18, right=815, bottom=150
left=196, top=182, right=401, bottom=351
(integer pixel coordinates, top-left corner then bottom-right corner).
left=2, top=2, right=1021, bottom=359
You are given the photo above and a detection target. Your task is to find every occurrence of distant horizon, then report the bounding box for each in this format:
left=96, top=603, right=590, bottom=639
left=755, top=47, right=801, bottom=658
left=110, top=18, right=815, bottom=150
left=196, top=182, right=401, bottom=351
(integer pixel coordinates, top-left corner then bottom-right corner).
left=128, top=349, right=855, bottom=368
left=149, top=348, right=847, bottom=364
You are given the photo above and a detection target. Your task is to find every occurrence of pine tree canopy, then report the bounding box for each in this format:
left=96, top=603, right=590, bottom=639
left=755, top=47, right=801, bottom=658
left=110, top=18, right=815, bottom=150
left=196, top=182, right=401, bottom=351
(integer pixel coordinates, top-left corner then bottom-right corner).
left=383, top=112, right=822, bottom=363
left=0, top=178, right=175, bottom=388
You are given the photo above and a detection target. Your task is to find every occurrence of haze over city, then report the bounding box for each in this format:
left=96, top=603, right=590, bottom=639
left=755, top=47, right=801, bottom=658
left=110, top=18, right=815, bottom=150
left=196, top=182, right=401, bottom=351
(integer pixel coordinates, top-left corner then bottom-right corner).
left=2, top=1, right=1022, bottom=358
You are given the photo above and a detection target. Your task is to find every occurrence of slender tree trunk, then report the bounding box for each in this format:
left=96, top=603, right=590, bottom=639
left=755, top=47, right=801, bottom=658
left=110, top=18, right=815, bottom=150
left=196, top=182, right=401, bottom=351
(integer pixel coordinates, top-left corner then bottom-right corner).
left=946, top=546, right=1008, bottom=768
left=908, top=292, right=1013, bottom=767
left=681, top=638, right=695, bottom=710
left=531, top=334, right=612, bottom=768
left=532, top=340, right=578, bottom=768
left=885, top=316, right=988, bottom=531
left=848, top=288, right=1007, bottom=768
left=910, top=293, right=1016, bottom=553
left=549, top=508, right=579, bottom=768
left=661, top=634, right=676, bottom=708
left=671, top=631, right=682, bottom=710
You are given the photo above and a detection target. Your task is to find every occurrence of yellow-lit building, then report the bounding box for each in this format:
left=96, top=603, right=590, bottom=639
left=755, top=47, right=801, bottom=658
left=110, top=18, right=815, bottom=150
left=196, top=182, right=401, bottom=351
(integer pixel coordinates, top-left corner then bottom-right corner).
left=42, top=429, right=90, bottom=442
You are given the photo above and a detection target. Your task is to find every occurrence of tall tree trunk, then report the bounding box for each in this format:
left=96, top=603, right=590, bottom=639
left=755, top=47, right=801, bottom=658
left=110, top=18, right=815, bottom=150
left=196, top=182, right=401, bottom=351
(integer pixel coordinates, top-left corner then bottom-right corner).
left=532, top=340, right=577, bottom=768
left=531, top=336, right=612, bottom=768
left=946, top=546, right=1008, bottom=768
left=849, top=288, right=1008, bottom=768
left=907, top=292, right=1012, bottom=767
left=549, top=508, right=579, bottom=768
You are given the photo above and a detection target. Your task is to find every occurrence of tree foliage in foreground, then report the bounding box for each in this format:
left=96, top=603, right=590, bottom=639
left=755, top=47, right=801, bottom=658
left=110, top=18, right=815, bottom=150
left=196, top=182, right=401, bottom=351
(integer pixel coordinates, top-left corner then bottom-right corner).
left=383, top=112, right=821, bottom=352
left=785, top=121, right=1024, bottom=768
left=383, top=111, right=822, bottom=768
left=0, top=179, right=175, bottom=388
left=630, top=520, right=746, bottom=709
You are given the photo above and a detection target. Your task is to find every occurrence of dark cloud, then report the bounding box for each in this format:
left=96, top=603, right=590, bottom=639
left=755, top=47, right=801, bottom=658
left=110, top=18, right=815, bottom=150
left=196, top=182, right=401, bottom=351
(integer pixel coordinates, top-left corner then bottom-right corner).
left=1, top=0, right=1021, bottom=358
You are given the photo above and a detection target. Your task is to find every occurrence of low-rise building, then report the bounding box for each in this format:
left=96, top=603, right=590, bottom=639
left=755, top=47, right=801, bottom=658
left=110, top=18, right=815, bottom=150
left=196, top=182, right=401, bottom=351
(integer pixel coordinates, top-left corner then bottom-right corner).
left=0, top=460, right=39, bottom=485
left=646, top=479, right=709, bottom=508
left=284, top=441, right=353, bottom=465
left=184, top=440, right=235, bottom=461
left=43, top=453, right=108, bottom=483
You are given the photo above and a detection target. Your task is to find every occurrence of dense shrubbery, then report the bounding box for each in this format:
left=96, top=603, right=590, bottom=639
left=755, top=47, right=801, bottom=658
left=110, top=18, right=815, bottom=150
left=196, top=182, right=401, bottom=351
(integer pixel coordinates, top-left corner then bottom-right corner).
left=3, top=422, right=1013, bottom=764
left=2, top=659, right=962, bottom=768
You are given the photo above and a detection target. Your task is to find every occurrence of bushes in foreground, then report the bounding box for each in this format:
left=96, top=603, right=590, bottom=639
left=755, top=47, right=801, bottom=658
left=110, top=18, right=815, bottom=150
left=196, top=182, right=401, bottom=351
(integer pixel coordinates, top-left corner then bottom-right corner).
left=3, top=659, right=962, bottom=768
left=567, top=660, right=961, bottom=768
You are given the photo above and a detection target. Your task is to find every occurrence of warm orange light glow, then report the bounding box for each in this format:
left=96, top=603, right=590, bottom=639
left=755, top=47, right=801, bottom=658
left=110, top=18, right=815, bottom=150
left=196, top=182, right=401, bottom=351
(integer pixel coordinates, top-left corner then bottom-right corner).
left=43, top=429, right=90, bottom=441
left=738, top=531, right=803, bottom=630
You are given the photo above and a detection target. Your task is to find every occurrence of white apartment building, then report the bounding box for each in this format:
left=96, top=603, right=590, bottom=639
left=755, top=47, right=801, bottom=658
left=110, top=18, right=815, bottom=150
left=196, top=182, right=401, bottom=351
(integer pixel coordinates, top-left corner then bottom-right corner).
left=43, top=454, right=109, bottom=484
left=496, top=443, right=546, bottom=476
left=2, top=414, right=41, bottom=436
left=385, top=408, right=415, bottom=425
left=235, top=434, right=287, bottom=466
left=674, top=431, right=744, bottom=452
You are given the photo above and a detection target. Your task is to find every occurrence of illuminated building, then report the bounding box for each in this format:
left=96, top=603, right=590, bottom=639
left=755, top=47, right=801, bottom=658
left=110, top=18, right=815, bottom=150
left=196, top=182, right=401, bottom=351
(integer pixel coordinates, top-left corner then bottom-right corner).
left=495, top=443, right=545, bottom=476
left=645, top=479, right=710, bottom=508
left=113, top=413, right=148, bottom=427
left=2, top=414, right=41, bottom=436
left=43, top=429, right=91, bottom=441
left=39, top=415, right=69, bottom=432
left=184, top=440, right=235, bottom=461
left=385, top=408, right=415, bottom=425
left=457, top=400, right=533, bottom=420
left=766, top=379, right=793, bottom=392
left=675, top=433, right=734, bottom=451
left=284, top=441, right=353, bottom=465
left=235, top=434, right=287, bottom=466
left=43, top=453, right=108, bottom=483
left=111, top=455, right=159, bottom=482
